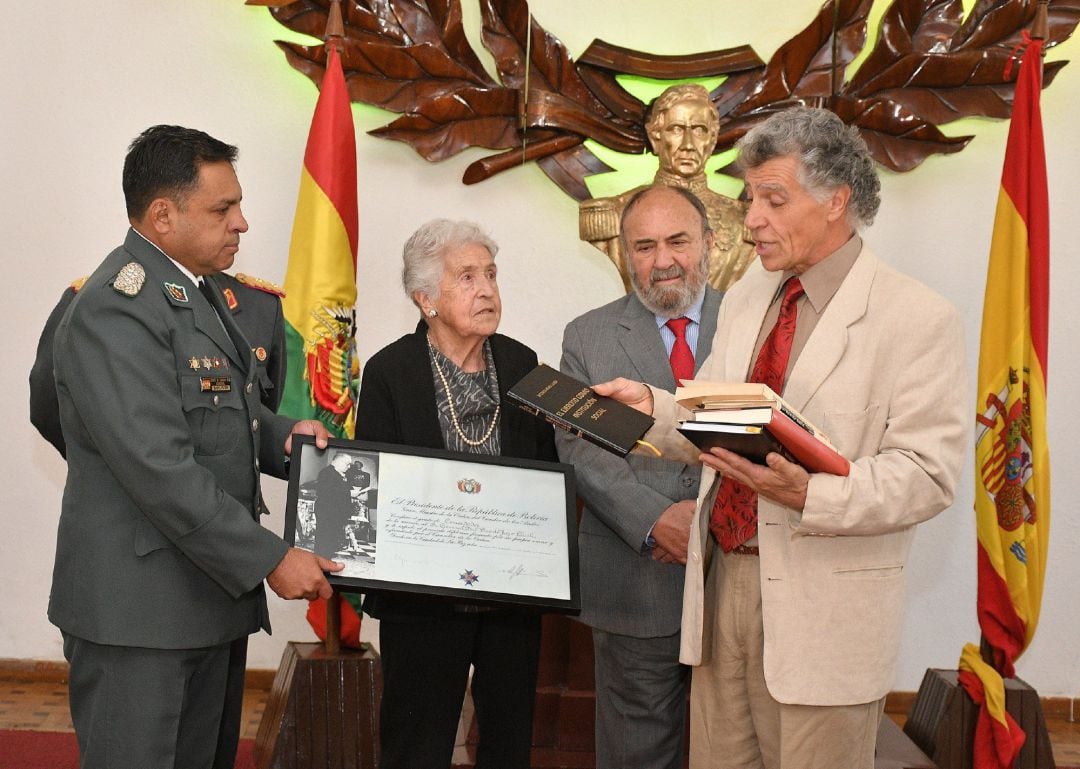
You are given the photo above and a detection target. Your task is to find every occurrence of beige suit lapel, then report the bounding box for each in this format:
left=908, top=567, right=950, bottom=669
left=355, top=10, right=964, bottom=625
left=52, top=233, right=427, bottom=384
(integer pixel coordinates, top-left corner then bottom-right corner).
left=721, top=270, right=784, bottom=383
left=783, top=248, right=878, bottom=411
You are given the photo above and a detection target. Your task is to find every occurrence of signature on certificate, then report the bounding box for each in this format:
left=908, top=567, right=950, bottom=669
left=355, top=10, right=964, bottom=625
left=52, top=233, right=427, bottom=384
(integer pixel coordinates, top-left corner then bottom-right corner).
left=503, top=563, right=550, bottom=581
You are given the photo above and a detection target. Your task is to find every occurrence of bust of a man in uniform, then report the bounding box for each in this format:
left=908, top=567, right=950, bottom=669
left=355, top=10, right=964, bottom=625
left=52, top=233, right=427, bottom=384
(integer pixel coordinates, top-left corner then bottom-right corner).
left=579, top=83, right=756, bottom=292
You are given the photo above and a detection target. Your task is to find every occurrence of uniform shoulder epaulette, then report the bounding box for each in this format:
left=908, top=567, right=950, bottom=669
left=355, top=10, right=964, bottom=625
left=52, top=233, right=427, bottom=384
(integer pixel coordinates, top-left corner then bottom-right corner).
left=235, top=272, right=286, bottom=298
left=112, top=262, right=145, bottom=297
left=70, top=276, right=89, bottom=293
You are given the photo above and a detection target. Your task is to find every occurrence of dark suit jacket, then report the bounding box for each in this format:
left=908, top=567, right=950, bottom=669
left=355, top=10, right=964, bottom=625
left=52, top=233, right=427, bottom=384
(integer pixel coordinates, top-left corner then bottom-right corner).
left=314, top=464, right=354, bottom=553
left=354, top=320, right=557, bottom=619
left=31, top=272, right=286, bottom=458
left=558, top=287, right=722, bottom=637
left=49, top=228, right=295, bottom=649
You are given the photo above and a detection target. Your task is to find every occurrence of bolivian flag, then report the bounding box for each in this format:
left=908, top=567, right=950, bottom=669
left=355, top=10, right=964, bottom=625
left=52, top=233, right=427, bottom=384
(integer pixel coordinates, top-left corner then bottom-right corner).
left=958, top=34, right=1050, bottom=769
left=277, top=43, right=364, bottom=645
left=278, top=43, right=359, bottom=438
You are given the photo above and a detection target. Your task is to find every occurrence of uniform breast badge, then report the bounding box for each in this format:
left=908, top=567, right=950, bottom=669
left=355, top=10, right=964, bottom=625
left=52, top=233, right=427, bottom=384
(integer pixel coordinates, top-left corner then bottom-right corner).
left=164, top=282, right=189, bottom=303
left=112, top=262, right=145, bottom=297
left=200, top=376, right=232, bottom=393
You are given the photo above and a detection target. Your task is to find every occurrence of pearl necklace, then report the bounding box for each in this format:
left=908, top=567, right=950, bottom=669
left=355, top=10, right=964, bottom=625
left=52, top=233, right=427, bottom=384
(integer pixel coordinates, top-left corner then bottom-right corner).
left=428, top=340, right=500, bottom=447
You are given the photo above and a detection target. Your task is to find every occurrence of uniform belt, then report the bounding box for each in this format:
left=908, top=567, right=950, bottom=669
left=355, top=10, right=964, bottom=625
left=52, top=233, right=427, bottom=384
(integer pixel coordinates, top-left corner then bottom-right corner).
left=729, top=544, right=760, bottom=556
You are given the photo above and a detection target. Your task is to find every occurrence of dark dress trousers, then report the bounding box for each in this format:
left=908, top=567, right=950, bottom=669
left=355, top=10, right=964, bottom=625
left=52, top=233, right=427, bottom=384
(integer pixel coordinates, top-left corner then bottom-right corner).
left=49, top=229, right=296, bottom=769
left=354, top=320, right=557, bottom=769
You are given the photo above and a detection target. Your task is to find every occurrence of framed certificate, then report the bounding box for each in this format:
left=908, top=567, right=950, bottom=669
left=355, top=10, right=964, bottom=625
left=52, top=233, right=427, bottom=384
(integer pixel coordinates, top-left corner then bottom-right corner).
left=284, top=435, right=579, bottom=612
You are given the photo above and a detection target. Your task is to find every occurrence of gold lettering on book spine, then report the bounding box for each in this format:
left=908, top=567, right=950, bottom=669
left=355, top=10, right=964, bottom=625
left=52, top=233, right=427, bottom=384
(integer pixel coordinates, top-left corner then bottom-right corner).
left=556, top=388, right=591, bottom=417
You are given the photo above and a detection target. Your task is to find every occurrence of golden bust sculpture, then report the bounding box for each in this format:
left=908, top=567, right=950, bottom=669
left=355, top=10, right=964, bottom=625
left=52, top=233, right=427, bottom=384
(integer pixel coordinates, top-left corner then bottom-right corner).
left=579, top=84, right=756, bottom=292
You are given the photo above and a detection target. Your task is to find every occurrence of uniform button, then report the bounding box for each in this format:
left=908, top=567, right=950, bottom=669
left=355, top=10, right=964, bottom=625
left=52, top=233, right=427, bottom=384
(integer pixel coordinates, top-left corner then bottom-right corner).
left=212, top=395, right=220, bottom=406
left=251, top=418, right=259, bottom=432
left=246, top=382, right=253, bottom=394
left=682, top=477, right=693, bottom=487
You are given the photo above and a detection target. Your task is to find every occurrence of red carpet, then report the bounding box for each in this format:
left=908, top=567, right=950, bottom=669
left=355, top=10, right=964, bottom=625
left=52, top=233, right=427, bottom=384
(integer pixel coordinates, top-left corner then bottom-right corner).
left=0, top=731, right=256, bottom=769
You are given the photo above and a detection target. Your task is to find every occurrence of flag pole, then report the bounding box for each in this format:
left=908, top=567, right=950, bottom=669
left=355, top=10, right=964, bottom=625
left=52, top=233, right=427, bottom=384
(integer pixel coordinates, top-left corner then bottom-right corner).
left=322, top=0, right=345, bottom=657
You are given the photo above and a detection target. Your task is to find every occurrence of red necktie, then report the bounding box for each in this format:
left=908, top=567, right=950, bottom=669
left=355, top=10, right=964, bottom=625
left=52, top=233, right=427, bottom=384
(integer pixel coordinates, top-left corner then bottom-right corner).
left=666, top=317, right=695, bottom=385
left=710, top=278, right=805, bottom=550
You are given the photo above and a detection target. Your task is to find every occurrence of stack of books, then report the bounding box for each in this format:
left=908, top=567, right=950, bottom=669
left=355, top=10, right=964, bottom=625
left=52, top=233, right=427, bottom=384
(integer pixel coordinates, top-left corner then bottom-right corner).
left=675, top=382, right=850, bottom=476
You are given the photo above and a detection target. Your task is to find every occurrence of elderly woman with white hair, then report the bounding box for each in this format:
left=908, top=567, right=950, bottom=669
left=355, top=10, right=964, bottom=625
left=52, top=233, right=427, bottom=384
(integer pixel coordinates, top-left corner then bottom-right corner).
left=355, top=218, right=556, bottom=769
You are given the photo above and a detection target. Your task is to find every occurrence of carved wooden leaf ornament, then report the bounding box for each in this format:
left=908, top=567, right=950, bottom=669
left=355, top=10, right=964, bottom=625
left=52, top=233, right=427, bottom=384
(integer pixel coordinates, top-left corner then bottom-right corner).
left=255, top=0, right=1080, bottom=199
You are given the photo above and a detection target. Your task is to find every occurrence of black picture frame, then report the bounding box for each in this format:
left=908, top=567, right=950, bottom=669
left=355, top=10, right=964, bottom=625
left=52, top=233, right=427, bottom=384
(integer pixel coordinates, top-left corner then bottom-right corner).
left=284, top=434, right=580, bottom=613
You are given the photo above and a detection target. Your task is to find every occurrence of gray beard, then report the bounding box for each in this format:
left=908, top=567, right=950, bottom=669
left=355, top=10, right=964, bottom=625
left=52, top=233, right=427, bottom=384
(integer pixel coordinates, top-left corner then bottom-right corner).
left=632, top=261, right=707, bottom=318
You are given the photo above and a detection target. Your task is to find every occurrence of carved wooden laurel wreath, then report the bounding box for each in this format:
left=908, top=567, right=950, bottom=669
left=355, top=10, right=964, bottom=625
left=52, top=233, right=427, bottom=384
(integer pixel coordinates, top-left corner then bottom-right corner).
left=253, top=0, right=1080, bottom=201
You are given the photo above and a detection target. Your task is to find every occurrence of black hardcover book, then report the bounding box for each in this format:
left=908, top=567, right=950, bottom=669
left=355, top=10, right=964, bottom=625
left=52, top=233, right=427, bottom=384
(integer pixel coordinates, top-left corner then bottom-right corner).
left=507, top=364, right=655, bottom=457
left=676, top=422, right=789, bottom=465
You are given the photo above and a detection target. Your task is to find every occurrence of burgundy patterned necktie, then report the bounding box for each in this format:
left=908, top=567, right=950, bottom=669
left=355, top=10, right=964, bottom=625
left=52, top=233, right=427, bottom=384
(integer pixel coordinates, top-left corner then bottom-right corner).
left=666, top=317, right=695, bottom=385
left=709, top=278, right=805, bottom=550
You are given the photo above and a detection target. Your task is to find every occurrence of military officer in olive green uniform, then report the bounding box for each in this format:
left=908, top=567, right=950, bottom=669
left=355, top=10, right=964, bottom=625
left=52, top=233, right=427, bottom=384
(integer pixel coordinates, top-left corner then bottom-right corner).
left=49, top=124, right=342, bottom=769
left=31, top=271, right=287, bottom=769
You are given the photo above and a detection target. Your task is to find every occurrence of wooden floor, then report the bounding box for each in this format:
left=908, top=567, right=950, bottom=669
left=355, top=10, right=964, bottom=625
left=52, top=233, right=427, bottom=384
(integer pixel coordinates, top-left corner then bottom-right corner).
left=1, top=679, right=1077, bottom=766
left=0, top=680, right=267, bottom=740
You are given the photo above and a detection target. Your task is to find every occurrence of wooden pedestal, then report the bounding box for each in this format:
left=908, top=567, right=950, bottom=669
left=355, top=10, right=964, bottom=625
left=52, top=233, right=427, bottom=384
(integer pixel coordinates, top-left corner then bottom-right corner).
left=254, top=642, right=382, bottom=769
left=904, top=668, right=1055, bottom=769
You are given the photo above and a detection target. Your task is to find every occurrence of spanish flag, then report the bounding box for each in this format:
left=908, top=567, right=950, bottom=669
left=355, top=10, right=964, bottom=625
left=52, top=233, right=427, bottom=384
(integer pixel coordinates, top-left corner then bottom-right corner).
left=277, top=42, right=364, bottom=646
left=958, top=33, right=1050, bottom=769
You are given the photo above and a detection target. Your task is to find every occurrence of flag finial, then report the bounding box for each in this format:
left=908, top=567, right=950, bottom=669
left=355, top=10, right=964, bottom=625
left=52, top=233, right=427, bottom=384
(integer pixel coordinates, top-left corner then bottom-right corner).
left=325, top=0, right=345, bottom=51
left=1032, top=0, right=1049, bottom=41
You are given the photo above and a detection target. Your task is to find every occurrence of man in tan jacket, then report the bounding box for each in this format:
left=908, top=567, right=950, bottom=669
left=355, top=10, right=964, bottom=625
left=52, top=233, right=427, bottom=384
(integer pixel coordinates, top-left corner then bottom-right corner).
left=595, top=107, right=967, bottom=769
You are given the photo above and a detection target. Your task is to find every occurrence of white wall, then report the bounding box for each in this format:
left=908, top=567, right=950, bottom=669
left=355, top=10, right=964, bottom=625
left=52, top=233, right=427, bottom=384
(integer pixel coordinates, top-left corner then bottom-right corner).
left=2, top=0, right=1077, bottom=695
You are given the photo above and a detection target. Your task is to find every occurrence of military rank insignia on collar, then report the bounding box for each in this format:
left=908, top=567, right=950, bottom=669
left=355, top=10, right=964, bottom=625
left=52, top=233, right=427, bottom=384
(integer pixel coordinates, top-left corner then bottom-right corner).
left=163, top=282, right=189, bottom=303
left=222, top=287, right=239, bottom=310
left=112, top=262, right=145, bottom=297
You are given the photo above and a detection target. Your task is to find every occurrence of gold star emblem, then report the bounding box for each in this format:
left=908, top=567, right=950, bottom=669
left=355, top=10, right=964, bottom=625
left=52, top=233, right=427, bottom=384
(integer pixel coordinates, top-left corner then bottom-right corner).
left=189, top=357, right=200, bottom=370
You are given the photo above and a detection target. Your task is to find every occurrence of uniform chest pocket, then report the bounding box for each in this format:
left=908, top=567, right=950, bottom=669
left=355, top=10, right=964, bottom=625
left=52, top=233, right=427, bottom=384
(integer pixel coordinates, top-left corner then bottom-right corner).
left=180, top=374, right=245, bottom=456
